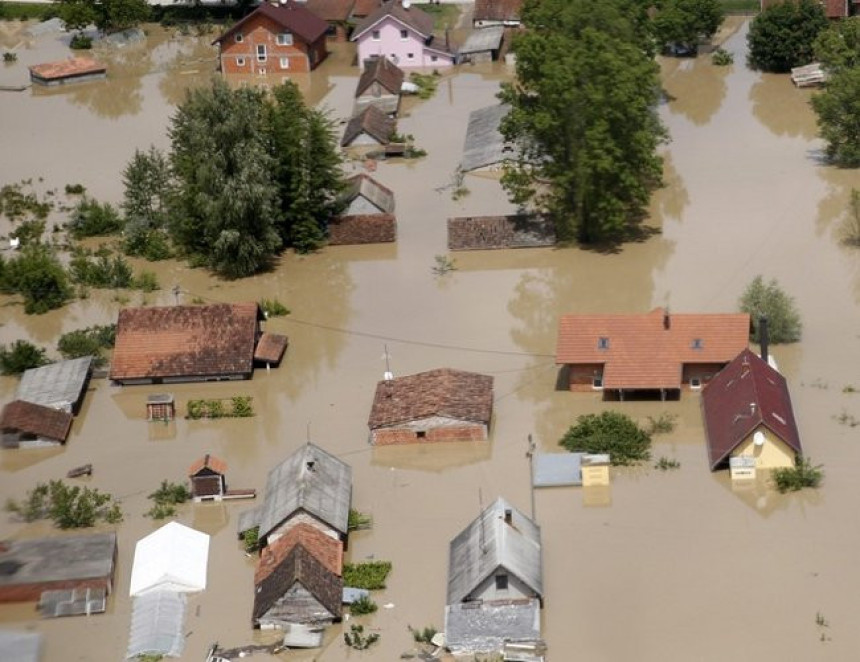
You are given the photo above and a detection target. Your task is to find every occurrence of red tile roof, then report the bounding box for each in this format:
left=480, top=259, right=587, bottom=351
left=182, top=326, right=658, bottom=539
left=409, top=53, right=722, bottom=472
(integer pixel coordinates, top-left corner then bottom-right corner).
left=368, top=368, right=494, bottom=428
left=255, top=523, right=343, bottom=585
left=556, top=308, right=750, bottom=390
left=29, top=57, right=106, bottom=81
left=352, top=0, right=435, bottom=40
left=303, top=0, right=355, bottom=22
left=110, top=303, right=261, bottom=382
left=328, top=214, right=396, bottom=244
left=254, top=333, right=289, bottom=365
left=214, top=1, right=329, bottom=46
left=702, top=349, right=802, bottom=470
left=188, top=454, right=228, bottom=477
left=0, top=400, right=73, bottom=443
left=474, top=0, right=523, bottom=22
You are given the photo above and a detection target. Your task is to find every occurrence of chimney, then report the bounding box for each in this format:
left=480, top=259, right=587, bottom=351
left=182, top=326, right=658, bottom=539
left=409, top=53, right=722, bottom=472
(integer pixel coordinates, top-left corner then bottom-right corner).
left=503, top=508, right=512, bottom=525
left=750, top=402, right=757, bottom=416
left=663, top=309, right=670, bottom=330
left=759, top=315, right=769, bottom=365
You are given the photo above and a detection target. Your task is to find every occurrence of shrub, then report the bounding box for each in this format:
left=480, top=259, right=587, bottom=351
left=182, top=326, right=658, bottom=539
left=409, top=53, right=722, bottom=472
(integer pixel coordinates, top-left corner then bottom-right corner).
left=231, top=395, right=254, bottom=417
left=559, top=411, right=652, bottom=465
left=1, top=245, right=72, bottom=314
left=123, top=227, right=173, bottom=261
left=772, top=457, right=823, bottom=493
left=0, top=340, right=50, bottom=375
left=242, top=526, right=260, bottom=553
left=348, top=508, right=372, bottom=531
left=259, top=298, right=289, bottom=317
left=70, top=250, right=134, bottom=289
left=343, top=624, right=379, bottom=650
left=68, top=198, right=123, bottom=238
left=711, top=47, right=733, bottom=65
left=148, top=480, right=191, bottom=506
left=739, top=275, right=802, bottom=343
left=409, top=625, right=438, bottom=644
left=57, top=324, right=116, bottom=361
left=3, top=52, right=18, bottom=63
left=350, top=595, right=378, bottom=615
left=645, top=412, right=677, bottom=435
left=187, top=397, right=254, bottom=419
left=409, top=72, right=440, bottom=99
left=654, top=456, right=681, bottom=470
left=65, top=183, right=86, bottom=195
left=70, top=34, right=93, bottom=50
left=5, top=480, right=122, bottom=528
left=844, top=189, right=860, bottom=246
left=342, top=561, right=392, bottom=590
left=132, top=270, right=160, bottom=292
left=11, top=219, right=46, bottom=246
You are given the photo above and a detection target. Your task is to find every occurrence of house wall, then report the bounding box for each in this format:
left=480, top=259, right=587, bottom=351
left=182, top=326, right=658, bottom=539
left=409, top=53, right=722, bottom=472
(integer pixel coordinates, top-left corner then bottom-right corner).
left=581, top=464, right=610, bottom=487
left=681, top=362, right=726, bottom=388
left=257, top=580, right=336, bottom=628
left=346, top=195, right=385, bottom=215
left=464, top=568, right=537, bottom=604
left=266, top=511, right=340, bottom=545
left=566, top=363, right=604, bottom=392
left=0, top=577, right=111, bottom=604
left=731, top=425, right=796, bottom=469
left=348, top=132, right=384, bottom=146
left=219, top=14, right=326, bottom=75
left=356, top=19, right=453, bottom=69
left=371, top=415, right=489, bottom=445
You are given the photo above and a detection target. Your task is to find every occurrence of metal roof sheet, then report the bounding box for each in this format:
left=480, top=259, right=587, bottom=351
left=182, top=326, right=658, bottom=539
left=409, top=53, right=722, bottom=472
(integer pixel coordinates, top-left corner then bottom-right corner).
left=532, top=453, right=582, bottom=487
left=445, top=599, right=541, bottom=654
left=459, top=26, right=504, bottom=54
left=17, top=356, right=92, bottom=411
left=126, top=590, right=187, bottom=659
left=460, top=104, right=520, bottom=172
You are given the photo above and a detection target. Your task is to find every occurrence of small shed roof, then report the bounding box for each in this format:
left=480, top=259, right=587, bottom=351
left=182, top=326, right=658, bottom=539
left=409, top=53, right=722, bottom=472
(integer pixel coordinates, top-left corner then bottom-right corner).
left=0, top=629, right=42, bottom=662
left=369, top=368, right=494, bottom=429
left=459, top=26, right=504, bottom=55
left=474, top=0, right=523, bottom=22
left=254, top=333, right=289, bottom=365
left=702, top=348, right=803, bottom=470
left=341, top=105, right=395, bottom=146
left=126, top=590, right=187, bottom=659
left=247, top=443, right=352, bottom=540
left=532, top=453, right=582, bottom=487
left=129, top=522, right=210, bottom=597
left=447, top=497, right=542, bottom=604
left=0, top=533, right=116, bottom=591
left=214, top=1, right=328, bottom=46
left=110, top=303, right=261, bottom=382
left=445, top=599, right=542, bottom=655
left=344, top=173, right=396, bottom=214
left=352, top=0, right=435, bottom=40
left=188, top=454, right=227, bottom=477
left=447, top=215, right=555, bottom=251
left=356, top=57, right=405, bottom=97
left=0, top=400, right=73, bottom=444
left=29, top=57, right=105, bottom=80
left=460, top=104, right=520, bottom=172
left=327, top=214, right=397, bottom=245
left=16, top=356, right=92, bottom=411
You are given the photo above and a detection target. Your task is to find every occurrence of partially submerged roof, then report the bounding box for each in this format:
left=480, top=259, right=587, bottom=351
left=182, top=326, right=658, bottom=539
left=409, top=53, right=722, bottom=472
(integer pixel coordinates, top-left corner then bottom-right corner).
left=246, top=443, right=352, bottom=539
left=474, top=0, right=523, bottom=22
left=356, top=57, right=405, bottom=98
left=369, top=368, right=494, bottom=429
left=129, top=522, right=210, bottom=597
left=344, top=174, right=396, bottom=213
left=254, top=333, right=289, bottom=365
left=447, top=215, right=555, bottom=251
left=341, top=105, right=395, bottom=146
left=39, top=586, right=107, bottom=618
left=110, top=303, right=261, bottom=382
left=16, top=356, right=92, bottom=411
left=214, top=1, right=329, bottom=46
left=460, top=104, right=520, bottom=172
left=188, top=454, right=228, bottom=477
left=0, top=533, right=116, bottom=590
left=0, top=629, right=42, bottom=662
left=459, top=26, right=504, bottom=55
left=447, top=497, right=542, bottom=604
left=29, top=57, right=105, bottom=80
left=352, top=0, right=435, bottom=41
left=255, top=523, right=343, bottom=585
left=556, top=308, right=751, bottom=390
left=532, top=453, right=582, bottom=487
left=0, top=400, right=73, bottom=444
left=702, top=348, right=803, bottom=470
left=126, top=590, right=187, bottom=660
left=327, top=214, right=397, bottom=245
left=445, top=599, right=542, bottom=655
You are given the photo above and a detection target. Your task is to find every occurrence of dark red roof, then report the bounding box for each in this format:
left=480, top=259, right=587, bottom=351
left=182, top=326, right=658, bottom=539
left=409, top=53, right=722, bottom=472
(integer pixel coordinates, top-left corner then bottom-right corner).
left=303, top=0, right=355, bottom=22
left=214, top=1, right=329, bottom=46
left=352, top=0, right=382, bottom=17
left=188, top=454, right=228, bottom=477
left=368, top=368, right=494, bottom=428
left=254, top=333, right=289, bottom=365
left=0, top=400, right=73, bottom=443
left=556, top=308, right=750, bottom=390
left=328, top=214, right=396, bottom=244
left=352, top=0, right=435, bottom=40
left=702, top=349, right=803, bottom=470
left=474, top=0, right=523, bottom=22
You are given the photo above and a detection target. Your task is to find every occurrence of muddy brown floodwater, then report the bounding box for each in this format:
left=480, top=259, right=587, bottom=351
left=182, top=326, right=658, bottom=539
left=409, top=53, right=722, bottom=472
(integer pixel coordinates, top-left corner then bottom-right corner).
left=2, top=14, right=860, bottom=662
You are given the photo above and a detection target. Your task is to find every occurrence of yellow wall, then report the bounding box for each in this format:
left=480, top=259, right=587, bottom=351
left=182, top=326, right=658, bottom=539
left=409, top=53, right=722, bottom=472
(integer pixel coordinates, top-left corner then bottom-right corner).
left=582, top=464, right=610, bottom=487
left=730, top=425, right=795, bottom=469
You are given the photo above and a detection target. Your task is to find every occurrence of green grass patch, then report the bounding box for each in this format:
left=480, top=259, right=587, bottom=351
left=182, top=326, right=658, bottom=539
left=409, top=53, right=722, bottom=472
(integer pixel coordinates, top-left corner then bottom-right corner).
left=413, top=3, right=460, bottom=29
left=342, top=561, right=392, bottom=590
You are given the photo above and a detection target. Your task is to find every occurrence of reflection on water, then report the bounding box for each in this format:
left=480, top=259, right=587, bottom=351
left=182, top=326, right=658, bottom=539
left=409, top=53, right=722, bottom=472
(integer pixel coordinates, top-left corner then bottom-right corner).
left=661, top=55, right=729, bottom=126
left=750, top=73, right=819, bottom=139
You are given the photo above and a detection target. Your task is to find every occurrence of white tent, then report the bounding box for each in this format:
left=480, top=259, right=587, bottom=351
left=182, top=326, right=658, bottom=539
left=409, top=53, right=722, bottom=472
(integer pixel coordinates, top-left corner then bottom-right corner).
left=129, top=522, right=210, bottom=597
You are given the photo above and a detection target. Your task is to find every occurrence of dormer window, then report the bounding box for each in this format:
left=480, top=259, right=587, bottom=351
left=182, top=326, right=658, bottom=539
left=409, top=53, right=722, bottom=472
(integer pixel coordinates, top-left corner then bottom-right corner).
left=598, top=337, right=609, bottom=350
left=277, top=33, right=293, bottom=46
left=691, top=338, right=703, bottom=350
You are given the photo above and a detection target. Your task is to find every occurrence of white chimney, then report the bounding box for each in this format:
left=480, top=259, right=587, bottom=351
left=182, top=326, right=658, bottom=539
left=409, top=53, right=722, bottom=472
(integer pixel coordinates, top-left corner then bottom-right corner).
left=749, top=402, right=757, bottom=416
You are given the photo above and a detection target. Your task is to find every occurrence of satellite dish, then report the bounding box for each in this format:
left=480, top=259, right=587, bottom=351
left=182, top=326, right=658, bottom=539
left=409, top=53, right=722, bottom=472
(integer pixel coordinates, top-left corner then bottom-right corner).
left=753, top=431, right=765, bottom=447
left=384, top=371, right=394, bottom=381
left=402, top=0, right=411, bottom=8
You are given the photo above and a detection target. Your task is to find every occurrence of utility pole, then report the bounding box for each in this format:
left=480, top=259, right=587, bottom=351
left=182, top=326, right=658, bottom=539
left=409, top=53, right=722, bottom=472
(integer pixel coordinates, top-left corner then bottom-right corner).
left=526, top=433, right=536, bottom=521
left=172, top=284, right=181, bottom=306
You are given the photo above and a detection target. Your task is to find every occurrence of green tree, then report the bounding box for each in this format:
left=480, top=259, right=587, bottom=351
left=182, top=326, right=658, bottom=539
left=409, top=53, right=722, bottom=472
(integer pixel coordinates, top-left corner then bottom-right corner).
left=122, top=146, right=171, bottom=230
left=168, top=81, right=282, bottom=278
left=747, top=0, right=828, bottom=73
left=500, top=0, right=666, bottom=244
left=0, top=340, right=50, bottom=375
left=812, top=67, right=860, bottom=167
left=559, top=411, right=652, bottom=465
left=68, top=197, right=124, bottom=238
left=813, top=17, right=860, bottom=72
left=57, top=324, right=116, bottom=362
left=739, top=275, right=802, bottom=343
left=5, top=480, right=122, bottom=528
left=59, top=0, right=149, bottom=34
left=58, top=0, right=98, bottom=34
left=1, top=245, right=72, bottom=314
left=653, top=0, right=724, bottom=54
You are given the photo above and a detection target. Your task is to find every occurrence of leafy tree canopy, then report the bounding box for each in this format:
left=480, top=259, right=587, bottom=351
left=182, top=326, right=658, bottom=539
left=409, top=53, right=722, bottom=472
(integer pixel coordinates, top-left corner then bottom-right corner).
left=747, top=0, right=828, bottom=73
left=559, top=411, right=652, bottom=465
left=814, top=16, right=860, bottom=72
left=812, top=67, right=860, bottom=167
left=739, top=275, right=802, bottom=343
left=0, top=340, right=50, bottom=375
left=59, top=0, right=150, bottom=34
left=0, top=245, right=72, bottom=314
left=652, top=0, right=724, bottom=53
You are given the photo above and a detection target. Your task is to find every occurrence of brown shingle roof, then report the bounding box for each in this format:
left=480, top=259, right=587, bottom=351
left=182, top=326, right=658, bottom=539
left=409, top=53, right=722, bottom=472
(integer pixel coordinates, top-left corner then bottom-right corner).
left=188, top=454, right=228, bottom=477
left=110, top=303, right=261, bottom=382
left=474, top=0, right=523, bottom=22
left=352, top=0, right=435, bottom=40
left=447, top=215, right=555, bottom=250
left=303, top=0, right=355, bottom=22
left=356, top=57, right=405, bottom=97
left=702, top=349, right=803, bottom=470
left=556, top=308, right=750, bottom=390
left=327, top=214, right=396, bottom=244
left=0, top=400, right=73, bottom=444
left=343, top=174, right=396, bottom=213
left=341, top=105, right=395, bottom=146
left=214, top=1, right=329, bottom=46
left=368, top=368, right=494, bottom=428
left=254, top=333, right=289, bottom=365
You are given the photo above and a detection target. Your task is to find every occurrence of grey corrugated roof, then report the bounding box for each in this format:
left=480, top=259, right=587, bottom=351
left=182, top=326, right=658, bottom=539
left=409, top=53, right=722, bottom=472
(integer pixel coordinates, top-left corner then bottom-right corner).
left=16, top=356, right=93, bottom=411
left=257, top=443, right=352, bottom=539
left=0, top=629, right=42, bottom=662
left=0, top=533, right=116, bottom=588
left=460, top=104, right=519, bottom=173
left=445, top=599, right=541, bottom=654
left=459, top=26, right=504, bottom=55
left=532, top=453, right=582, bottom=487
left=237, top=504, right=264, bottom=536
left=344, top=174, right=396, bottom=214
left=447, top=497, right=541, bottom=604
left=126, top=590, right=187, bottom=659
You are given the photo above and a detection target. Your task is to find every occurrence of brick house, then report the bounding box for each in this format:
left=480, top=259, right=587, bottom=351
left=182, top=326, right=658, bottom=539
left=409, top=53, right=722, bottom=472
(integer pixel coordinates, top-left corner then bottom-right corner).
left=213, top=1, right=329, bottom=76
left=368, top=368, right=494, bottom=445
left=556, top=308, right=750, bottom=400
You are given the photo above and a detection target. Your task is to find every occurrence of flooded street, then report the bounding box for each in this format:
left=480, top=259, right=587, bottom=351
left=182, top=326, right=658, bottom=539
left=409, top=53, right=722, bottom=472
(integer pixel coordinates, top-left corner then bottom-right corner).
left=2, top=14, right=860, bottom=661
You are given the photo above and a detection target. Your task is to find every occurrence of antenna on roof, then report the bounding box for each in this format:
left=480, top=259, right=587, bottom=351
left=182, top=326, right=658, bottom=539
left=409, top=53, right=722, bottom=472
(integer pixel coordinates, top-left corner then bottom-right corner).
left=382, top=344, right=393, bottom=382
left=306, top=421, right=311, bottom=443
left=478, top=487, right=487, bottom=555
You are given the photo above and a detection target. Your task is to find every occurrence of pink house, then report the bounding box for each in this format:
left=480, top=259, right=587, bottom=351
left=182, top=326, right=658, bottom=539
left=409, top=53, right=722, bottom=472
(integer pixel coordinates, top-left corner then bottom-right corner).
left=351, top=0, right=454, bottom=70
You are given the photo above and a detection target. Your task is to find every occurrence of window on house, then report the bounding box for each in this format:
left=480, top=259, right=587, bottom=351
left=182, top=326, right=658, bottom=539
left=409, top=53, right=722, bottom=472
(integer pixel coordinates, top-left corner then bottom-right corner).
left=592, top=375, right=603, bottom=390
left=257, top=44, right=267, bottom=62
left=280, top=57, right=289, bottom=69
left=235, top=32, right=243, bottom=43
left=495, top=575, right=508, bottom=590
left=598, top=337, right=609, bottom=350
left=400, top=28, right=408, bottom=40
left=690, top=377, right=702, bottom=389
left=691, top=338, right=704, bottom=350
left=236, top=57, right=245, bottom=67
left=431, top=55, right=438, bottom=62
left=407, top=52, right=414, bottom=60
left=416, top=430, right=427, bottom=439
left=277, top=33, right=293, bottom=46
left=372, top=29, right=381, bottom=41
